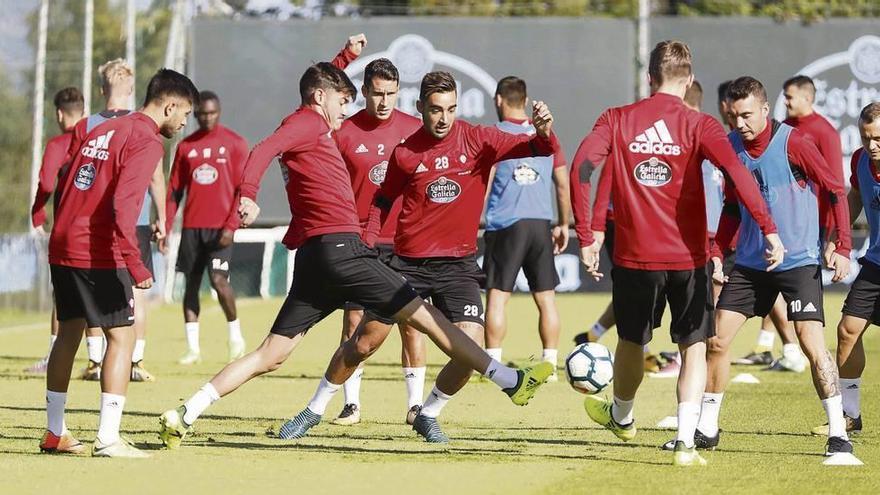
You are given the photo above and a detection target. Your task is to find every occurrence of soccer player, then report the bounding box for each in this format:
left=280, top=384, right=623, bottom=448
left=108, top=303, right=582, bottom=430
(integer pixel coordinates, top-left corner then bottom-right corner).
left=330, top=58, right=425, bottom=426
left=26, top=88, right=85, bottom=374
left=483, top=76, right=569, bottom=382
left=158, top=53, right=552, bottom=450
left=572, top=42, right=782, bottom=467
left=164, top=90, right=249, bottom=365
left=811, top=102, right=880, bottom=437
left=694, top=76, right=855, bottom=459
left=41, top=69, right=197, bottom=457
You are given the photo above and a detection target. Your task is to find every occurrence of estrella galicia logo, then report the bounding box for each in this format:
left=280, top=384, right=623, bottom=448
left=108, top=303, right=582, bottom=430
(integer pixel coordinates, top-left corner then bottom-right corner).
left=73, top=163, right=97, bottom=191
left=369, top=161, right=389, bottom=186
left=426, top=176, right=461, bottom=203
left=633, top=157, right=672, bottom=187
left=193, top=164, right=218, bottom=185
left=513, top=163, right=539, bottom=185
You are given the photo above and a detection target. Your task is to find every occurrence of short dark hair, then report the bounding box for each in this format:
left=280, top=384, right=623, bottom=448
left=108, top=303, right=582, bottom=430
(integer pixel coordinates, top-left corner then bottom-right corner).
left=783, top=75, right=816, bottom=97
left=495, top=76, right=527, bottom=108
left=717, top=80, right=732, bottom=103
left=299, top=62, right=356, bottom=102
left=861, top=102, right=880, bottom=125
left=419, top=71, right=456, bottom=102
left=649, top=40, right=692, bottom=85
left=364, top=58, right=399, bottom=86
left=684, top=80, right=703, bottom=109
left=726, top=76, right=768, bottom=104
left=54, top=87, right=84, bottom=115
left=198, top=90, right=220, bottom=105
left=144, top=68, right=199, bottom=107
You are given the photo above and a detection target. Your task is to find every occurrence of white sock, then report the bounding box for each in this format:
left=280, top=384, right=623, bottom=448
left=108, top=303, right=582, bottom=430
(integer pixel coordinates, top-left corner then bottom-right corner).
left=697, top=392, right=724, bottom=436
left=590, top=322, right=607, bottom=339
left=756, top=329, right=775, bottom=350
left=342, top=367, right=364, bottom=407
left=542, top=349, right=558, bottom=369
left=782, top=343, right=801, bottom=362
left=228, top=319, right=243, bottom=343
left=131, top=339, right=146, bottom=363
left=96, top=393, right=126, bottom=445
left=676, top=401, right=701, bottom=448
left=403, top=366, right=426, bottom=408
left=421, top=386, right=452, bottom=418
left=840, top=378, right=861, bottom=418
left=86, top=336, right=104, bottom=363
left=486, top=348, right=502, bottom=362
left=611, top=396, right=634, bottom=425
left=182, top=383, right=220, bottom=425
left=185, top=322, right=200, bottom=353
left=485, top=359, right=518, bottom=390
left=46, top=390, right=66, bottom=436
left=822, top=394, right=848, bottom=440
left=306, top=377, right=341, bottom=416
left=48, top=335, right=57, bottom=356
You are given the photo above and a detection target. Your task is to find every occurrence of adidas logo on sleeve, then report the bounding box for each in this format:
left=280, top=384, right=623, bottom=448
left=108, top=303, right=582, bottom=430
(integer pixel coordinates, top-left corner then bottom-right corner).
left=629, top=120, right=681, bottom=156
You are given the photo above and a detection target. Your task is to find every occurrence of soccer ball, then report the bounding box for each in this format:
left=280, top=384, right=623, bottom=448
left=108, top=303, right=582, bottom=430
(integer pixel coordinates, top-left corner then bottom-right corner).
left=565, top=343, right=614, bottom=394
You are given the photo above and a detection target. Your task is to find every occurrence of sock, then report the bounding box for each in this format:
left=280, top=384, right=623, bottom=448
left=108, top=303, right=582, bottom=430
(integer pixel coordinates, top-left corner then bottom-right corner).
left=185, top=322, right=200, bottom=353
left=643, top=345, right=651, bottom=354
left=342, top=367, right=364, bottom=407
left=676, top=401, right=701, bottom=448
left=46, top=390, right=66, bottom=436
left=822, top=394, right=848, bottom=440
left=542, top=349, right=558, bottom=369
left=486, top=348, right=502, bottom=362
left=840, top=378, right=861, bottom=418
left=227, top=319, right=243, bottom=343
left=403, top=366, right=426, bottom=408
left=131, top=339, right=146, bottom=363
left=182, top=383, right=220, bottom=425
left=697, top=392, right=724, bottom=436
left=782, top=343, right=801, bottom=362
left=485, top=359, right=518, bottom=390
left=421, top=386, right=452, bottom=418
left=590, top=322, right=607, bottom=339
left=47, top=335, right=57, bottom=357
left=755, top=329, right=775, bottom=352
left=96, top=393, right=126, bottom=445
left=611, top=396, right=634, bottom=425
left=86, top=336, right=104, bottom=363
left=306, top=377, right=341, bottom=416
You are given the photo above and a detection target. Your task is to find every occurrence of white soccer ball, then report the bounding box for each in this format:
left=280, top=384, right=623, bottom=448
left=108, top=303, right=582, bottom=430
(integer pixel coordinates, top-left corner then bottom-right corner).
left=565, top=343, right=614, bottom=394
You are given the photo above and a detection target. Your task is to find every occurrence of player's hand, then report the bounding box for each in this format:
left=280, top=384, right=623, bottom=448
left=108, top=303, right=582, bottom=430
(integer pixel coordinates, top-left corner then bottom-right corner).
left=711, top=256, right=726, bottom=285
left=238, top=197, right=260, bottom=227
left=827, top=251, right=851, bottom=283
left=552, top=225, right=569, bottom=254
left=531, top=100, right=554, bottom=138
left=157, top=237, right=168, bottom=255
left=763, top=233, right=785, bottom=271
left=346, top=33, right=367, bottom=56
left=218, top=229, right=234, bottom=248
left=32, top=224, right=49, bottom=238
left=136, top=277, right=153, bottom=290
left=152, top=219, right=166, bottom=242
left=823, top=241, right=837, bottom=267
left=579, top=235, right=604, bottom=281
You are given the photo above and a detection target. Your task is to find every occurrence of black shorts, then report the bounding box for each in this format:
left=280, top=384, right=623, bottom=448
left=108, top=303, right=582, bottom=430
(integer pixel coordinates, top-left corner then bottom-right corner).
left=612, top=264, right=714, bottom=346
left=368, top=254, right=485, bottom=326
left=484, top=219, right=559, bottom=292
left=721, top=250, right=737, bottom=276
left=50, top=265, right=134, bottom=328
left=842, top=259, right=880, bottom=325
left=270, top=234, right=418, bottom=338
left=717, top=264, right=824, bottom=323
left=176, top=228, right=233, bottom=277
left=136, top=225, right=154, bottom=278
left=345, top=243, right=394, bottom=311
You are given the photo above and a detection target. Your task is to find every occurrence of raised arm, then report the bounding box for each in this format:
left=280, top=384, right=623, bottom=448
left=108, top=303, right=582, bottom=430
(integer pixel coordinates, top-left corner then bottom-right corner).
left=330, top=33, right=366, bottom=70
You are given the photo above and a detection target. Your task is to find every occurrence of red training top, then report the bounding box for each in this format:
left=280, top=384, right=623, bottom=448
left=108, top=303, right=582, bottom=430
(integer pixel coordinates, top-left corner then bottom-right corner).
left=31, top=130, right=74, bottom=228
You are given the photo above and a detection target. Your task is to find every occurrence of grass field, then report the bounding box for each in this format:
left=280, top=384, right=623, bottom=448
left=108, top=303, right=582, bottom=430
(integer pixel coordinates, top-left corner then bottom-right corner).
left=0, top=293, right=876, bottom=494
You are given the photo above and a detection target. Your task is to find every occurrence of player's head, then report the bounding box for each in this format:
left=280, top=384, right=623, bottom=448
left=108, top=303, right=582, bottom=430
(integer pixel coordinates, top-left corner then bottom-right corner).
left=53, top=87, right=84, bottom=130
left=300, top=61, right=357, bottom=131
left=717, top=80, right=735, bottom=130
left=196, top=90, right=221, bottom=132
left=683, top=79, right=703, bottom=112
left=860, top=102, right=880, bottom=162
left=494, top=76, right=527, bottom=121
left=143, top=68, right=199, bottom=138
left=647, top=40, right=694, bottom=92
left=783, top=75, right=816, bottom=119
left=417, top=71, right=457, bottom=139
left=362, top=58, right=399, bottom=121
left=98, top=58, right=134, bottom=100
left=726, top=76, right=769, bottom=142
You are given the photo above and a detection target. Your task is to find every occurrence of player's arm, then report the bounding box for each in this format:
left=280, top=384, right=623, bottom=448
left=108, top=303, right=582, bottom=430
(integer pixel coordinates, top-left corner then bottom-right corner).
left=165, top=145, right=187, bottom=239
left=714, top=177, right=742, bottom=258
left=149, top=159, right=167, bottom=243
left=221, top=136, right=249, bottom=234
left=570, top=111, right=613, bottom=251
left=115, top=141, right=163, bottom=286
left=31, top=139, right=68, bottom=230
left=330, top=33, right=366, bottom=69
left=816, top=127, right=846, bottom=241
left=551, top=147, right=571, bottom=253
left=480, top=101, right=560, bottom=165
left=364, top=149, right=408, bottom=247
left=847, top=150, right=865, bottom=227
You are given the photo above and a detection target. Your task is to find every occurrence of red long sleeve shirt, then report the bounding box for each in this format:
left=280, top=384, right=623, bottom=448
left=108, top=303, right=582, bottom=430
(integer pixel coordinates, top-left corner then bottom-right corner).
left=48, top=113, right=163, bottom=283
left=31, top=130, right=74, bottom=228
left=365, top=120, right=560, bottom=258
left=785, top=112, right=844, bottom=237
left=714, top=120, right=851, bottom=258
left=166, top=124, right=248, bottom=234
left=335, top=109, right=421, bottom=244
left=572, top=92, right=776, bottom=271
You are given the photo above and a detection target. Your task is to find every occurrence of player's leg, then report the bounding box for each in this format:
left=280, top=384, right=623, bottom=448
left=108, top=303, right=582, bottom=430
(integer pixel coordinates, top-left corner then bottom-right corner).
left=400, top=322, right=427, bottom=424
left=532, top=290, right=560, bottom=379
left=521, top=219, right=562, bottom=379
left=484, top=289, right=511, bottom=362
left=93, top=323, right=142, bottom=457
left=766, top=296, right=805, bottom=372
left=178, top=229, right=206, bottom=364
left=25, top=306, right=59, bottom=374
left=483, top=222, right=527, bottom=364
left=42, top=316, right=86, bottom=454
left=331, top=305, right=366, bottom=426
left=576, top=218, right=616, bottom=345
left=207, top=231, right=245, bottom=362
left=130, top=225, right=155, bottom=381
left=81, top=326, right=105, bottom=380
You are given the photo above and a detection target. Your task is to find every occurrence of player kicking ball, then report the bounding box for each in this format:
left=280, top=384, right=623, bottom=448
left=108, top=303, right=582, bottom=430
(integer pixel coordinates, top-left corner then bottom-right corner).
left=41, top=69, right=197, bottom=457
